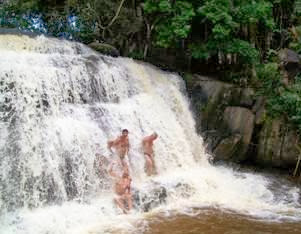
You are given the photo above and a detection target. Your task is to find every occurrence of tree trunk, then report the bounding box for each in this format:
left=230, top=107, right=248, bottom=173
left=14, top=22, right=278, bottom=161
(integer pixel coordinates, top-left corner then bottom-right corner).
left=144, top=19, right=152, bottom=59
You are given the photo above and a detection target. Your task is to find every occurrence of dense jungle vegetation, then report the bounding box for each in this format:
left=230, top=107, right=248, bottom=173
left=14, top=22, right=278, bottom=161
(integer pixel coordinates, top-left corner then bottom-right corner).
left=1, top=0, right=301, bottom=135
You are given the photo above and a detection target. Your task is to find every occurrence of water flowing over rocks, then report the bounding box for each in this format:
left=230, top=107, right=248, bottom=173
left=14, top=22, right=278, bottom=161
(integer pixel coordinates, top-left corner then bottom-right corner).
left=1, top=34, right=301, bottom=234
left=133, top=184, right=167, bottom=212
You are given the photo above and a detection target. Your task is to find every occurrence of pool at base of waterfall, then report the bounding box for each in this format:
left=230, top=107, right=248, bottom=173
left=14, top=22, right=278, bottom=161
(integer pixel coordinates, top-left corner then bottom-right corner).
left=145, top=208, right=301, bottom=234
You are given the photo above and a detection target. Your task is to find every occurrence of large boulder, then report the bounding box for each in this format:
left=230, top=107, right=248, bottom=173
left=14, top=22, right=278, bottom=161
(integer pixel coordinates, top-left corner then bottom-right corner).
left=257, top=118, right=299, bottom=168
left=88, top=42, right=120, bottom=57
left=279, top=48, right=300, bottom=80
left=188, top=74, right=299, bottom=169
left=213, top=134, right=242, bottom=161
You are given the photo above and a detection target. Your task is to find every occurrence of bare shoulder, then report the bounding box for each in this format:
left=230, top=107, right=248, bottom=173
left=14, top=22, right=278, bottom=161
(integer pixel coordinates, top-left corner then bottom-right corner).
left=115, top=136, right=122, bottom=142
left=142, top=136, right=150, bottom=142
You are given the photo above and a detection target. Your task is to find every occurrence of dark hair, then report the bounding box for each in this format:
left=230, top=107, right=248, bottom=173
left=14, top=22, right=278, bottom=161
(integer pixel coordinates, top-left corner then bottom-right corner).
left=122, top=129, right=129, bottom=133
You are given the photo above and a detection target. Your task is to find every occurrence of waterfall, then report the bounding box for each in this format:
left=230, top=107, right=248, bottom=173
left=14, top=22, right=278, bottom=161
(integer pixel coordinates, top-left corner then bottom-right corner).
left=0, top=34, right=300, bottom=234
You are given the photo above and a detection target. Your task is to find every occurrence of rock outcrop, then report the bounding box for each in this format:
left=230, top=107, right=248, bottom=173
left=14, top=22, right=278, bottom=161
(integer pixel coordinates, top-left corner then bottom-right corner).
left=189, top=74, right=300, bottom=169
left=257, top=118, right=299, bottom=168
left=279, top=48, right=300, bottom=81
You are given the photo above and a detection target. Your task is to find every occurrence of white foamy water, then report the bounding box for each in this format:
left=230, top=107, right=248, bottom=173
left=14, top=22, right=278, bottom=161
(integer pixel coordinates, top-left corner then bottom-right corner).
left=0, top=34, right=300, bottom=234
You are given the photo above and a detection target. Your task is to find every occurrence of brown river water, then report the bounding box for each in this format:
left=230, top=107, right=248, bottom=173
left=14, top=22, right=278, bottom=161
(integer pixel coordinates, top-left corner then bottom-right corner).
left=145, top=209, right=301, bottom=234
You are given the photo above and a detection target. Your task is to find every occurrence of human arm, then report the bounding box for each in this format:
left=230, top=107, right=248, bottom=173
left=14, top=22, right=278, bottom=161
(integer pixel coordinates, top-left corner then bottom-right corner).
left=126, top=139, right=130, bottom=155
left=107, top=140, right=114, bottom=152
left=126, top=178, right=132, bottom=194
left=107, top=137, right=121, bottom=153
left=108, top=163, right=118, bottom=178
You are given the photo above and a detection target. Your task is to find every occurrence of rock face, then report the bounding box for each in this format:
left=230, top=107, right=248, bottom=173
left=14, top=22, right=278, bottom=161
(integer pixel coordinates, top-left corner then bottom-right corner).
left=189, top=74, right=300, bottom=169
left=190, top=75, right=256, bottom=162
left=221, top=107, right=255, bottom=161
left=257, top=118, right=299, bottom=168
left=223, top=107, right=255, bottom=145
left=213, top=134, right=242, bottom=161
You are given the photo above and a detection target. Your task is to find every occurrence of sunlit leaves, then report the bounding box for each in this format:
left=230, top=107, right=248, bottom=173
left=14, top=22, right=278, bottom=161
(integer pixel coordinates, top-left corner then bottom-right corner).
left=144, top=0, right=195, bottom=47
left=236, top=0, right=274, bottom=28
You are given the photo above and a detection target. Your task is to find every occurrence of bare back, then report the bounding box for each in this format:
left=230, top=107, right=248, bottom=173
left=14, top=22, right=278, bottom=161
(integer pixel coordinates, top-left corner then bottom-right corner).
left=142, top=136, right=155, bottom=155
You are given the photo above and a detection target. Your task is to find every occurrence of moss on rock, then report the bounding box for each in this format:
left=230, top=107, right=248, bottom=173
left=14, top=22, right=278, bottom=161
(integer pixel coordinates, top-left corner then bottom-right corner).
left=88, top=42, right=120, bottom=57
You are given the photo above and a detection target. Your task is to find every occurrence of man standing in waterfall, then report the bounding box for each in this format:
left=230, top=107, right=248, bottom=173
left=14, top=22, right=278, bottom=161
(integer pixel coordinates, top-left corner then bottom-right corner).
left=107, top=129, right=130, bottom=170
left=142, top=132, right=158, bottom=176
left=108, top=163, right=133, bottom=214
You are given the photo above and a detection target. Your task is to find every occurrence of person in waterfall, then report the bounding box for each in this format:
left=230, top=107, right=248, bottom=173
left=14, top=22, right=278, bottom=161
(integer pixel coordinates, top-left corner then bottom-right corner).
left=107, top=129, right=130, bottom=170
left=142, top=132, right=158, bottom=176
left=108, top=163, right=133, bottom=214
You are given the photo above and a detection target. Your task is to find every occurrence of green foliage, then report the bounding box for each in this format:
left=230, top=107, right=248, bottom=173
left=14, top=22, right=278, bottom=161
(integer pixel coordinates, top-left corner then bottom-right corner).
left=198, top=0, right=238, bottom=41
left=289, top=26, right=301, bottom=54
left=269, top=79, right=301, bottom=131
left=143, top=0, right=275, bottom=65
left=225, top=39, right=259, bottom=63
left=257, top=62, right=281, bottom=96
left=257, top=63, right=301, bottom=132
left=189, top=43, right=210, bottom=60
left=195, top=0, right=274, bottom=65
left=67, top=0, right=142, bottom=46
left=128, top=50, right=145, bottom=60
left=144, top=0, right=195, bottom=47
left=236, top=0, right=274, bottom=28
left=144, top=0, right=172, bottom=13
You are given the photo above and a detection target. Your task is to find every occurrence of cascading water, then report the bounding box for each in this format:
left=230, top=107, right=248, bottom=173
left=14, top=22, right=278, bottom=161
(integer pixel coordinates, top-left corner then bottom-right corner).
left=0, top=34, right=300, bottom=234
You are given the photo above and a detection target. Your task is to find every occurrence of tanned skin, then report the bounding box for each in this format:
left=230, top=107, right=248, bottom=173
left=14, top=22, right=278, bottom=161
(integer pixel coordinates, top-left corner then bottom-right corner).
left=107, top=129, right=130, bottom=170
left=142, top=132, right=158, bottom=176
left=108, top=163, right=133, bottom=214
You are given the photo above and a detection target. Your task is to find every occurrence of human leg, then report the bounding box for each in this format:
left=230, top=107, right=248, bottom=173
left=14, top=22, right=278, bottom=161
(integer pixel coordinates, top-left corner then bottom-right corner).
left=114, top=196, right=128, bottom=214
left=144, top=153, right=153, bottom=176
left=125, top=193, right=132, bottom=211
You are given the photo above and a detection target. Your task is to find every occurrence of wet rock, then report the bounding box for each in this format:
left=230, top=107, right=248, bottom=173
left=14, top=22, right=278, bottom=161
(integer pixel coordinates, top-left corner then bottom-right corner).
left=88, top=42, right=120, bottom=57
left=213, top=107, right=256, bottom=162
left=174, top=182, right=195, bottom=198
left=190, top=76, right=240, bottom=149
left=190, top=75, right=255, bottom=162
left=223, top=107, right=255, bottom=146
left=257, top=118, right=299, bottom=168
left=213, top=134, right=242, bottom=161
left=133, top=185, right=167, bottom=212
left=189, top=73, right=300, bottom=169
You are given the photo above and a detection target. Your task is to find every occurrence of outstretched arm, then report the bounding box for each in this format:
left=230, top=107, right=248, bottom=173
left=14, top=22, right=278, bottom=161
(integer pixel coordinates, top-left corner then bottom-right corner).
left=107, top=140, right=114, bottom=152
left=107, top=137, right=120, bottom=152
